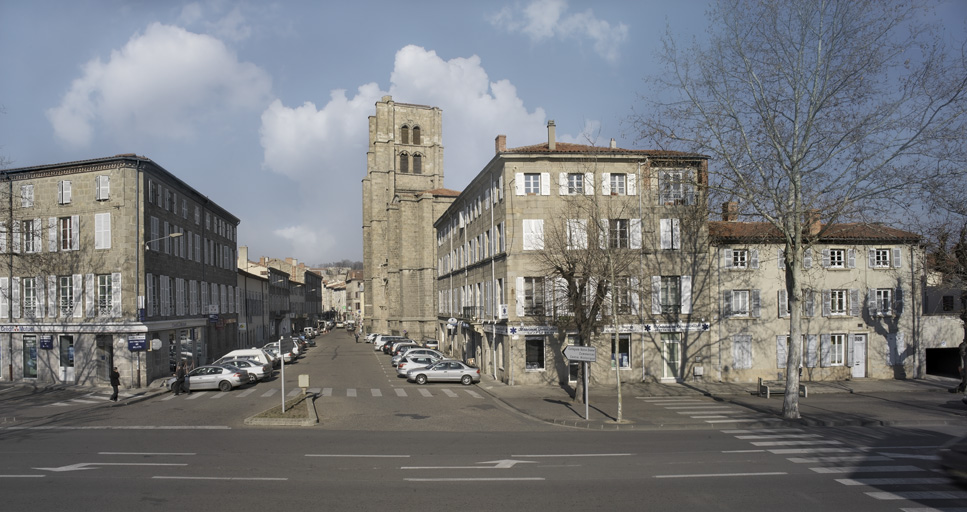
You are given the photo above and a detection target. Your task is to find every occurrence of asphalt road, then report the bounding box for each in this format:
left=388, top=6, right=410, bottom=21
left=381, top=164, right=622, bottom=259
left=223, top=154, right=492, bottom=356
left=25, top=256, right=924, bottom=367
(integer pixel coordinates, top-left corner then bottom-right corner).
left=0, top=331, right=964, bottom=511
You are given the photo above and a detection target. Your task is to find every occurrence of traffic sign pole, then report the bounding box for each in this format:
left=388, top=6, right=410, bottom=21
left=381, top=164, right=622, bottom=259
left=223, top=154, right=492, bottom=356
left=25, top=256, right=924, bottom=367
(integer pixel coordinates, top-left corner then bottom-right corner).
left=562, top=345, right=595, bottom=420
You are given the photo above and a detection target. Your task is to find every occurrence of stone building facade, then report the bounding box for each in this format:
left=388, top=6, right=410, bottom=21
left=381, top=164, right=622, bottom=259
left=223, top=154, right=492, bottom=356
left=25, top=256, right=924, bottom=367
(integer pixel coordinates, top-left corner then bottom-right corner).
left=434, top=124, right=711, bottom=386
left=362, top=96, right=458, bottom=340
left=0, top=155, right=238, bottom=388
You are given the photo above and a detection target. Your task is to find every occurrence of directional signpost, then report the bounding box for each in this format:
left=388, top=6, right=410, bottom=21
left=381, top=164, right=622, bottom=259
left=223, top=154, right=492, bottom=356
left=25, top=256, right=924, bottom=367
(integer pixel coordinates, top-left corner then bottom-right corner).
left=562, top=345, right=596, bottom=420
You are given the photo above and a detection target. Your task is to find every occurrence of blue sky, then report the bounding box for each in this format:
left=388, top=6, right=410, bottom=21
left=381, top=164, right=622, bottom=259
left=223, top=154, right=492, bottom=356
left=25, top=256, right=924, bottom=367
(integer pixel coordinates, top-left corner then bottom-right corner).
left=2, top=1, right=964, bottom=265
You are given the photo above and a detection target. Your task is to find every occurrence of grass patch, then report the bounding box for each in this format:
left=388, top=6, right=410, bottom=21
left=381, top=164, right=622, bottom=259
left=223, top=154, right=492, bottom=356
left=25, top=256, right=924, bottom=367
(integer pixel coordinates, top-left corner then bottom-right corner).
left=252, top=394, right=311, bottom=419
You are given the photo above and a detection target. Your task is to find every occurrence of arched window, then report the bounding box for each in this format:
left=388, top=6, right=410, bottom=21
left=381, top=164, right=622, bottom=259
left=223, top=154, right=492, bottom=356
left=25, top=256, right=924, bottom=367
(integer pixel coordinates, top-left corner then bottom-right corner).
left=413, top=153, right=423, bottom=174
left=400, top=125, right=409, bottom=145
left=412, top=126, right=421, bottom=144
left=399, top=152, right=409, bottom=173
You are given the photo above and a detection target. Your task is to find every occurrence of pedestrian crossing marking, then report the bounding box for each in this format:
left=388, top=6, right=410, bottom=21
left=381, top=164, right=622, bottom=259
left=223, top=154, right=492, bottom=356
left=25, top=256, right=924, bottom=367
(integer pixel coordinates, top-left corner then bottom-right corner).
left=261, top=388, right=278, bottom=397
left=810, top=465, right=923, bottom=474
left=866, top=491, right=967, bottom=501
left=418, top=389, right=432, bottom=397
left=371, top=389, right=382, bottom=397
left=837, top=478, right=948, bottom=486
left=394, top=388, right=407, bottom=397
left=321, top=388, right=332, bottom=397
left=347, top=389, right=357, bottom=397
left=442, top=389, right=458, bottom=398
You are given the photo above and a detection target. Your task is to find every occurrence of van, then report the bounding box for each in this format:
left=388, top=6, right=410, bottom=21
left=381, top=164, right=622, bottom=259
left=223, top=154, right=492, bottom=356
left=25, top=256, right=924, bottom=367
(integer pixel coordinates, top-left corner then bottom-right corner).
left=216, top=349, right=275, bottom=369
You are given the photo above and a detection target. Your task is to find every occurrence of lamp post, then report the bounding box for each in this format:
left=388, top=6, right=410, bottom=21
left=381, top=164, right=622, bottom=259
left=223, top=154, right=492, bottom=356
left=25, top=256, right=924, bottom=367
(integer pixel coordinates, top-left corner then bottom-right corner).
left=136, top=232, right=183, bottom=387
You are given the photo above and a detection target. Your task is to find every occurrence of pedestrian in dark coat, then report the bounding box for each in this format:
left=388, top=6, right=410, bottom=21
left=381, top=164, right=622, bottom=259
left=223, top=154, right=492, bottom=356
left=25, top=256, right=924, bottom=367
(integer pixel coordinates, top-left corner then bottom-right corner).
left=109, top=366, right=120, bottom=402
left=174, top=362, right=185, bottom=396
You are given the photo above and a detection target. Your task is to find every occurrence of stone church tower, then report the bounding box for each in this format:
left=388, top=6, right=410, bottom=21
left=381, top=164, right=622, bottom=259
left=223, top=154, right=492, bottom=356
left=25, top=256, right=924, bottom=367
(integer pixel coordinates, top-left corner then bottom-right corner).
left=362, top=96, right=458, bottom=340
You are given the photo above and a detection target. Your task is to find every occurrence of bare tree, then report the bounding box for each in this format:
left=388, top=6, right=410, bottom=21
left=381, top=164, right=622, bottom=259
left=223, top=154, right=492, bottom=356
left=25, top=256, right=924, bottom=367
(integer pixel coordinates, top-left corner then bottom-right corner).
left=533, top=161, right=642, bottom=417
left=636, top=0, right=967, bottom=418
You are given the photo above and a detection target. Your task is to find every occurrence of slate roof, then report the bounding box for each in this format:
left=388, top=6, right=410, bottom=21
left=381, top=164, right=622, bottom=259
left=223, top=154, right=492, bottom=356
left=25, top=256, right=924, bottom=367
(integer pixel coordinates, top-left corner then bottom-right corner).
left=505, top=142, right=705, bottom=158
left=709, top=221, right=920, bottom=243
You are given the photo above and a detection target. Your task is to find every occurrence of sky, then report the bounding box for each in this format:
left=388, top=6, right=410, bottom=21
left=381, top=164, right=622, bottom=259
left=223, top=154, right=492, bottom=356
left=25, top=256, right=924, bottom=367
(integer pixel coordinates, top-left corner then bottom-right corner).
left=2, top=0, right=965, bottom=266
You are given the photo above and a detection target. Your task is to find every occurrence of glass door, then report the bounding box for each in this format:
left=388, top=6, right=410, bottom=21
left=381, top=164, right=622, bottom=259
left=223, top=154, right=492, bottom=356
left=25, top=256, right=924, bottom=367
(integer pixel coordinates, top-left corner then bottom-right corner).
left=59, top=335, right=75, bottom=383
left=662, top=333, right=681, bottom=380
left=23, top=335, right=38, bottom=378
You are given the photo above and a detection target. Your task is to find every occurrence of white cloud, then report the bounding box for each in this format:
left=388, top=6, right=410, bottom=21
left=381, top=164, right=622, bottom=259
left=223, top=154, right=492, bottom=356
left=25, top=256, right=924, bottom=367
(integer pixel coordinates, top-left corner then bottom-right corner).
left=46, top=23, right=271, bottom=147
left=490, top=0, right=629, bottom=62
left=259, top=45, right=560, bottom=263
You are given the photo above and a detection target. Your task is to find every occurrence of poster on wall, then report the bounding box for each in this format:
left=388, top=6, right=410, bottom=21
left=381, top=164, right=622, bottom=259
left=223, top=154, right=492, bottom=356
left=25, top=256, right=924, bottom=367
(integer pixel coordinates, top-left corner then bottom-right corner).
left=39, top=335, right=53, bottom=350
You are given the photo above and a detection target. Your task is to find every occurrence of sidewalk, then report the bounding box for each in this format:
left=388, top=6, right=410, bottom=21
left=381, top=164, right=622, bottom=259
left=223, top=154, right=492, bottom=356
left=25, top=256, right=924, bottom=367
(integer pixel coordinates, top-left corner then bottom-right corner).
left=476, top=374, right=967, bottom=430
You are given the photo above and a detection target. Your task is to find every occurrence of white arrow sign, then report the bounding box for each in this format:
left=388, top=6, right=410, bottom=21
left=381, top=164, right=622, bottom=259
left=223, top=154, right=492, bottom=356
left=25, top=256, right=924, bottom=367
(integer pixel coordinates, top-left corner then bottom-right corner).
left=35, top=462, right=187, bottom=472
left=402, top=459, right=537, bottom=470
left=563, top=345, right=596, bottom=362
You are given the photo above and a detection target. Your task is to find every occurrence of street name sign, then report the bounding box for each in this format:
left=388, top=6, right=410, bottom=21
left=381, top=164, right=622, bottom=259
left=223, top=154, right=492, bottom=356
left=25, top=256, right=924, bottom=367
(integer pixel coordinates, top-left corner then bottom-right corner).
left=562, top=345, right=596, bottom=362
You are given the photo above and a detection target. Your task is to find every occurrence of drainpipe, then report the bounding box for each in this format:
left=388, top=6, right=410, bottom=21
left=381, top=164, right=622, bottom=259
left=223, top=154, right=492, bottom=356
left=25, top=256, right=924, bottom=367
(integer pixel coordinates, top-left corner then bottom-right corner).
left=6, top=170, right=12, bottom=381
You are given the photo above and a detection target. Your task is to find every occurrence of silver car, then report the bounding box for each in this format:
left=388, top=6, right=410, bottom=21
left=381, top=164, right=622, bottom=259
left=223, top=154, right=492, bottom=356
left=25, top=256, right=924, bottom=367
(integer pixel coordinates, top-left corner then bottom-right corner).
left=406, top=360, right=480, bottom=385
left=216, top=358, right=272, bottom=382
left=395, top=354, right=442, bottom=377
left=391, top=348, right=444, bottom=366
left=167, top=365, right=250, bottom=392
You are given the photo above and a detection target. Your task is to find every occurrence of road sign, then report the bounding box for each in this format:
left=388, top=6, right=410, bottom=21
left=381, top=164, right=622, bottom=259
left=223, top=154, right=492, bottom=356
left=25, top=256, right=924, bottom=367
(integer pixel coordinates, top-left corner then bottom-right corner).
left=562, top=345, right=596, bottom=362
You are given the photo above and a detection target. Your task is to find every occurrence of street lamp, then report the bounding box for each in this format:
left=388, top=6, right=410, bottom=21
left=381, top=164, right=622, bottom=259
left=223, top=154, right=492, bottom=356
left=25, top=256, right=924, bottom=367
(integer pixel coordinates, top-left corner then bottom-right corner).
left=145, top=232, right=183, bottom=250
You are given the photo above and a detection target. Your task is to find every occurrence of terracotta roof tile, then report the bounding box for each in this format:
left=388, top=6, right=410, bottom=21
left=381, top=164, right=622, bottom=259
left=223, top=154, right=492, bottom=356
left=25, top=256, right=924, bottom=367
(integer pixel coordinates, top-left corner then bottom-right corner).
left=709, top=221, right=920, bottom=243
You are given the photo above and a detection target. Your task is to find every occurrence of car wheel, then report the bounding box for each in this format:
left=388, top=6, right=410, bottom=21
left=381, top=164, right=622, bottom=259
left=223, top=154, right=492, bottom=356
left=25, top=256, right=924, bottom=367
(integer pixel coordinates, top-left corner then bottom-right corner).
left=415, top=374, right=428, bottom=385
left=219, top=380, right=232, bottom=392
left=461, top=375, right=473, bottom=386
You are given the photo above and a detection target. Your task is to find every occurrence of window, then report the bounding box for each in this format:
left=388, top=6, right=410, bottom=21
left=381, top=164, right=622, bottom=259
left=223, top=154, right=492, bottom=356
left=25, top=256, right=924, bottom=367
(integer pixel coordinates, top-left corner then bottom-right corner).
left=22, top=278, right=37, bottom=318
left=165, top=189, right=172, bottom=211
left=524, top=173, right=541, bottom=194
left=182, top=199, right=188, bottom=219
left=829, top=289, right=847, bottom=315
left=613, top=278, right=632, bottom=315
left=610, top=173, right=627, bottom=195
left=412, top=126, right=421, bottom=144
left=609, top=219, right=630, bottom=248
left=59, top=217, right=75, bottom=251
left=95, top=175, right=110, bottom=200
left=399, top=152, right=409, bottom=173
left=943, top=295, right=954, bottom=312
left=94, top=213, right=111, bottom=249
left=828, top=334, right=845, bottom=366
left=823, top=248, right=854, bottom=268
left=659, top=170, right=694, bottom=205
left=732, top=250, right=748, bottom=268
left=22, top=219, right=40, bottom=253
left=412, top=154, right=422, bottom=174
left=731, top=290, right=750, bottom=317
left=523, top=277, right=544, bottom=316
left=58, top=276, right=74, bottom=316
left=873, top=288, right=893, bottom=316
left=400, top=125, right=409, bottom=144
left=660, top=276, right=681, bottom=314
left=58, top=180, right=72, bottom=204
left=732, top=334, right=753, bottom=369
left=566, top=219, right=587, bottom=250
left=525, top=337, right=545, bottom=370
left=660, top=219, right=680, bottom=250
left=611, top=334, right=631, bottom=368
left=567, top=173, right=584, bottom=195
left=20, top=185, right=33, bottom=207
left=96, top=274, right=112, bottom=316
left=871, top=249, right=890, bottom=268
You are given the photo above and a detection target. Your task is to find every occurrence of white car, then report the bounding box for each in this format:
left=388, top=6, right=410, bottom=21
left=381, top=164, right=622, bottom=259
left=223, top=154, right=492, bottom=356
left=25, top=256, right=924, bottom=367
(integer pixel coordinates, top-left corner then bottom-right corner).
left=395, top=354, right=442, bottom=377
left=391, top=348, right=444, bottom=366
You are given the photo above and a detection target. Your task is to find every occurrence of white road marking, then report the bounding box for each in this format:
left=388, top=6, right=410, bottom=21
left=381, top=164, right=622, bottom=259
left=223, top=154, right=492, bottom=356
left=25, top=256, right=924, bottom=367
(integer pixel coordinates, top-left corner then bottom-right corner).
left=306, top=454, right=410, bottom=458
left=236, top=388, right=257, bottom=397
left=465, top=390, right=483, bottom=398
left=153, top=476, right=288, bottom=481
left=705, top=418, right=782, bottom=424
left=655, top=472, right=787, bottom=479
left=395, top=388, right=407, bottom=397
left=722, top=429, right=804, bottom=434
left=320, top=388, right=331, bottom=397
left=769, top=448, right=858, bottom=454
left=442, top=389, right=458, bottom=397
left=371, top=389, right=382, bottom=397
left=99, top=452, right=195, bottom=456
left=0, top=475, right=44, bottom=478
left=735, top=434, right=823, bottom=440
left=511, top=453, right=632, bottom=457
left=751, top=440, right=843, bottom=447
left=347, top=389, right=357, bottom=397
left=836, top=478, right=950, bottom=486
left=867, top=491, right=967, bottom=501
left=418, top=389, right=432, bottom=397
left=787, top=455, right=893, bottom=463
left=261, top=388, right=278, bottom=397
left=810, top=465, right=924, bottom=474
left=406, top=477, right=545, bottom=482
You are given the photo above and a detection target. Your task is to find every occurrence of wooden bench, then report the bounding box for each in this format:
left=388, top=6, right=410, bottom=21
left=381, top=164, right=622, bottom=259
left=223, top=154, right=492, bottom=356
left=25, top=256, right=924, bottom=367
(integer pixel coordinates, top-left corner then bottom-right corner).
left=757, top=377, right=807, bottom=399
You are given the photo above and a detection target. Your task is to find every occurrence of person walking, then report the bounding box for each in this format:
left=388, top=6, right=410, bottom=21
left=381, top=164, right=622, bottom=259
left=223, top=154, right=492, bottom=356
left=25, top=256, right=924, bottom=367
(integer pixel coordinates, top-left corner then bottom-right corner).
left=174, top=362, right=186, bottom=396
left=109, top=366, right=120, bottom=402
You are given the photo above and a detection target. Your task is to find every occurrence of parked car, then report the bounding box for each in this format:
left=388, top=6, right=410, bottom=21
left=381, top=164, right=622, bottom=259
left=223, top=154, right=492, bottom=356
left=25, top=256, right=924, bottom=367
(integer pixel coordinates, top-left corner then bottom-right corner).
left=220, top=348, right=276, bottom=369
left=216, top=358, right=272, bottom=382
left=366, top=333, right=381, bottom=343
left=391, top=348, right=444, bottom=366
left=395, top=354, right=442, bottom=377
left=406, top=360, right=480, bottom=385
left=384, top=339, right=415, bottom=355
left=389, top=342, right=419, bottom=357
left=374, top=335, right=405, bottom=352
left=166, top=364, right=250, bottom=392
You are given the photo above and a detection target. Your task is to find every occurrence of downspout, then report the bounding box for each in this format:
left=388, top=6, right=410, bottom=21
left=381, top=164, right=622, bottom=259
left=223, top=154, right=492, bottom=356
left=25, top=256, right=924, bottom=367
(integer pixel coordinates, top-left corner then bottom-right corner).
left=491, top=175, right=497, bottom=380
left=636, top=159, right=647, bottom=382
left=6, top=171, right=12, bottom=381
left=135, top=160, right=142, bottom=387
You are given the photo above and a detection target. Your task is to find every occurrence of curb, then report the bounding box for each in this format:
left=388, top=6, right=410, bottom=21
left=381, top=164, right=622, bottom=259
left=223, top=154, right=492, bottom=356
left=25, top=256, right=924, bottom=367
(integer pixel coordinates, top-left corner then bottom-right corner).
left=243, top=394, right=318, bottom=427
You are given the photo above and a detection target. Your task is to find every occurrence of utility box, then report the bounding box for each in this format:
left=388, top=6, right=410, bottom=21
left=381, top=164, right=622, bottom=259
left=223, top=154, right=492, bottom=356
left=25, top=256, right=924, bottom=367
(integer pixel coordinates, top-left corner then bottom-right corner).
left=298, top=374, right=309, bottom=394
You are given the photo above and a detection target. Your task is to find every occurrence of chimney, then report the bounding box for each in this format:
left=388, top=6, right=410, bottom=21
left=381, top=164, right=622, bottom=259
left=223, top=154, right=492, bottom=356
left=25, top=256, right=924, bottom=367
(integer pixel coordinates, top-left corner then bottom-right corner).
left=610, top=138, right=616, bottom=149
left=238, top=246, right=248, bottom=266
left=722, top=202, right=739, bottom=222
left=806, top=210, right=821, bottom=236
left=547, top=120, right=556, bottom=151
left=495, top=135, right=506, bottom=154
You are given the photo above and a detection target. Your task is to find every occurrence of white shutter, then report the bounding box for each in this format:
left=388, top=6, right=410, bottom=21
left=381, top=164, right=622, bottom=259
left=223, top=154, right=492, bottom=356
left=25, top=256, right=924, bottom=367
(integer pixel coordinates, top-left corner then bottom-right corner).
left=847, top=248, right=856, bottom=268
left=722, top=290, right=732, bottom=318
left=522, top=219, right=544, bottom=250
left=805, top=334, right=818, bottom=367
left=681, top=275, right=692, bottom=314
left=660, top=219, right=672, bottom=250
left=516, top=277, right=524, bottom=317
left=722, top=248, right=732, bottom=268
left=601, top=173, right=611, bottom=195
left=0, top=222, right=6, bottom=253
left=48, top=275, right=56, bottom=318
left=71, top=215, right=79, bottom=250
left=892, top=248, right=902, bottom=268
left=778, top=289, right=789, bottom=318
left=750, top=249, right=759, bottom=269
left=540, top=173, right=550, bottom=195
left=584, top=173, right=594, bottom=195
left=630, top=218, right=641, bottom=249
left=820, top=334, right=831, bottom=367
left=651, top=276, right=661, bottom=314
left=803, top=249, right=812, bottom=268
left=35, top=275, right=44, bottom=318
left=776, top=335, right=787, bottom=368
left=733, top=335, right=752, bottom=370
left=804, top=289, right=815, bottom=317
left=48, top=217, right=57, bottom=252
left=85, top=274, right=95, bottom=317
left=751, top=289, right=760, bottom=318
left=778, top=248, right=784, bottom=269
left=822, top=290, right=831, bottom=317
left=847, top=334, right=856, bottom=367
left=630, top=277, right=640, bottom=314
left=599, top=219, right=608, bottom=249
left=559, top=173, right=568, bottom=195
left=868, top=249, right=876, bottom=268
left=10, top=277, right=19, bottom=319
left=822, top=249, right=830, bottom=268
left=111, top=273, right=121, bottom=316
left=849, top=289, right=860, bottom=316
left=627, top=173, right=637, bottom=195
left=72, top=274, right=83, bottom=318
left=0, top=277, right=7, bottom=319
left=515, top=173, right=524, bottom=195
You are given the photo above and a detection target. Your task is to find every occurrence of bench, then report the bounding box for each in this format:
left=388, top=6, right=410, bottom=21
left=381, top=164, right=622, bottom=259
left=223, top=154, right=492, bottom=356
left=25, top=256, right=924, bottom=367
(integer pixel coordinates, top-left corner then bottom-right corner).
left=757, top=377, right=807, bottom=399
